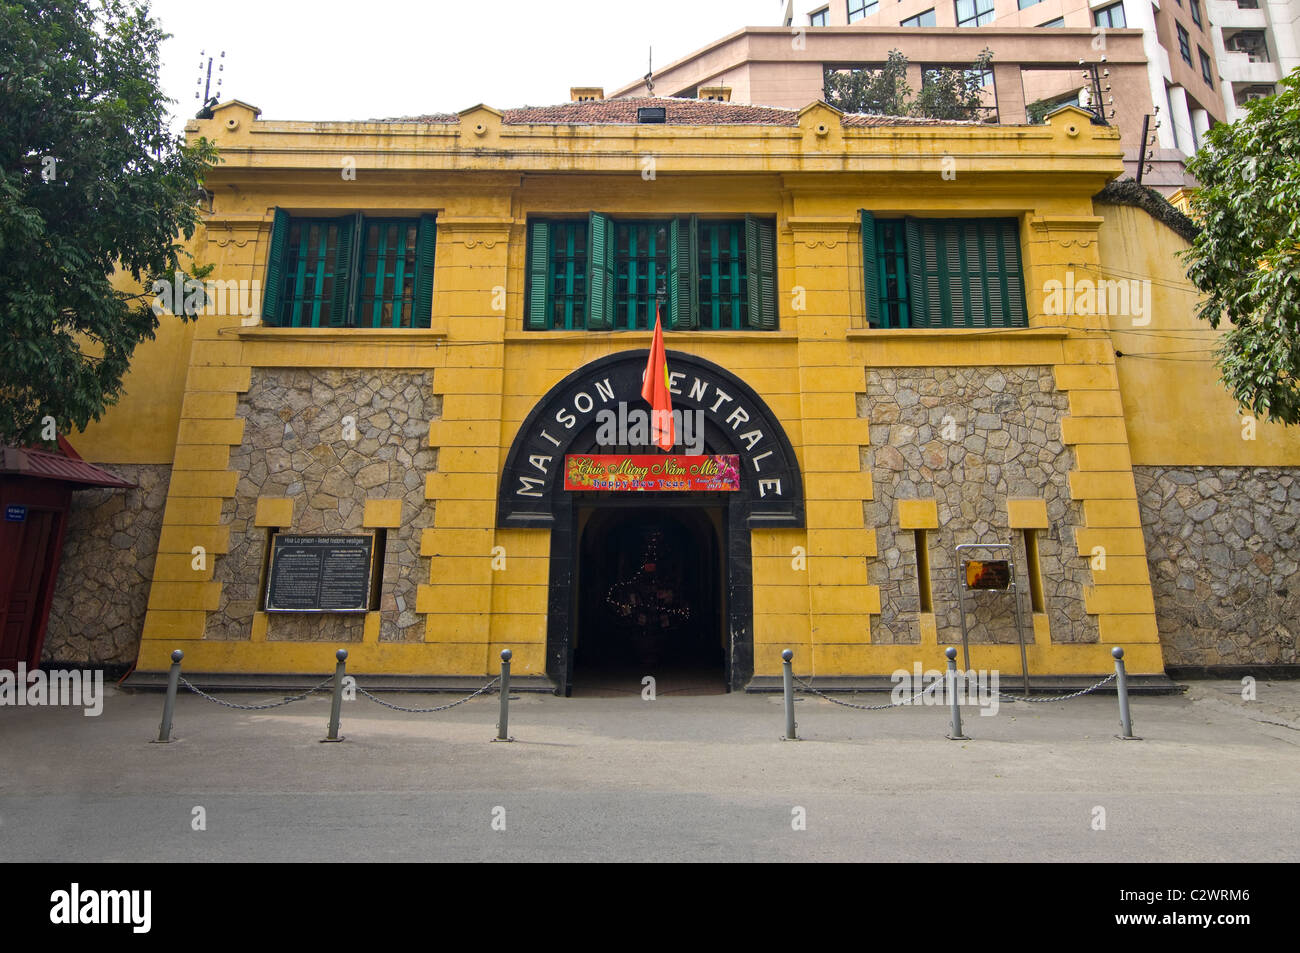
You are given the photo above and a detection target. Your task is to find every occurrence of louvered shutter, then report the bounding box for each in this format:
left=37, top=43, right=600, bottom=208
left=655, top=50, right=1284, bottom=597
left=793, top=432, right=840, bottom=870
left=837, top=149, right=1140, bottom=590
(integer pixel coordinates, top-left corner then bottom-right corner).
left=585, top=212, right=613, bottom=330
left=526, top=221, right=552, bottom=330
left=411, top=214, right=437, bottom=329
left=669, top=216, right=699, bottom=329
left=744, top=214, right=777, bottom=330
left=260, top=208, right=289, bottom=326
left=328, top=213, right=357, bottom=327
left=999, top=219, right=1027, bottom=327
left=860, top=210, right=880, bottom=327
left=904, top=217, right=939, bottom=328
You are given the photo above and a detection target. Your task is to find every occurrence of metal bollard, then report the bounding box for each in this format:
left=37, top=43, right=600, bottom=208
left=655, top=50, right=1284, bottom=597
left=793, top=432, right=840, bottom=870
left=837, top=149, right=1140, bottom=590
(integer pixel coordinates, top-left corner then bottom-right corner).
left=1113, top=647, right=1141, bottom=740
left=152, top=649, right=184, bottom=744
left=322, top=649, right=348, bottom=743
left=945, top=647, right=970, bottom=741
left=781, top=649, right=797, bottom=741
left=494, top=649, right=514, bottom=742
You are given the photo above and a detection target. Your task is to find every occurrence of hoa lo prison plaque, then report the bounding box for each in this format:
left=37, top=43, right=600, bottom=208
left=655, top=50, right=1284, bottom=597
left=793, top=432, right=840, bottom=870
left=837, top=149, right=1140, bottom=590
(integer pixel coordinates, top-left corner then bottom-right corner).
left=265, top=534, right=375, bottom=612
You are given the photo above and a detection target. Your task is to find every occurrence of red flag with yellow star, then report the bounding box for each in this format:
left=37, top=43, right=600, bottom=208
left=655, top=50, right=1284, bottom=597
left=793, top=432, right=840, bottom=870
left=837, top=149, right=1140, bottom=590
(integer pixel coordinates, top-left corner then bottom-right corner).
left=642, top=304, right=675, bottom=451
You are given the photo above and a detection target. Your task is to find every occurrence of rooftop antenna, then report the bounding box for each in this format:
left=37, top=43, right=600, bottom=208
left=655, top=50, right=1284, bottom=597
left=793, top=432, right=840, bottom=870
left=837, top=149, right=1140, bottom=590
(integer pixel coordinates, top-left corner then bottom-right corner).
left=646, top=47, right=654, bottom=96
left=195, top=49, right=225, bottom=119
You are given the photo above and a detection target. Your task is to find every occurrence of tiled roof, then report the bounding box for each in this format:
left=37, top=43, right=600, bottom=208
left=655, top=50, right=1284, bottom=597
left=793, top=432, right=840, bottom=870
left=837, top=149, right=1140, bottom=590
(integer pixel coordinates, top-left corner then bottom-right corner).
left=841, top=113, right=985, bottom=126
left=0, top=446, right=135, bottom=488
left=377, top=98, right=974, bottom=127
left=501, top=98, right=800, bottom=125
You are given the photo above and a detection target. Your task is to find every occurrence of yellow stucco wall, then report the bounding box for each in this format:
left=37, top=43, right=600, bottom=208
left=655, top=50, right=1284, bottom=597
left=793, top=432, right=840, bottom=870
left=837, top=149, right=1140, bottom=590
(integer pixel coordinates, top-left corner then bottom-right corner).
left=1096, top=203, right=1300, bottom=466
left=126, top=101, right=1173, bottom=680
left=70, top=307, right=196, bottom=464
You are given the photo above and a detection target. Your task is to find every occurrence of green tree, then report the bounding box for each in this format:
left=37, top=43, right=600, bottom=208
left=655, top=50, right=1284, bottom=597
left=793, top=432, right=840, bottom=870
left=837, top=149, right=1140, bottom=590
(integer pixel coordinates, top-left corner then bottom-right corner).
left=1182, top=67, right=1300, bottom=425
left=0, top=0, right=218, bottom=445
left=823, top=48, right=996, bottom=122
left=911, top=49, right=995, bottom=122
left=824, top=49, right=911, bottom=116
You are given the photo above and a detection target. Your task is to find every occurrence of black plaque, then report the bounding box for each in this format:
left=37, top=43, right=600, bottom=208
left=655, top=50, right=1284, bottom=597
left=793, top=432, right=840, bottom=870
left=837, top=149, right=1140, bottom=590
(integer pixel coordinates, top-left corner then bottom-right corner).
left=266, top=534, right=375, bottom=612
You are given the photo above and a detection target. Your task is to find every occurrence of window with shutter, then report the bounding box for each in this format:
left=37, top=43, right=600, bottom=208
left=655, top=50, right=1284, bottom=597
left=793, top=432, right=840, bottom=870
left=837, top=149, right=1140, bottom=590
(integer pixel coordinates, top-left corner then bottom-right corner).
left=524, top=214, right=776, bottom=331
left=614, top=220, right=671, bottom=329
left=865, top=216, right=1025, bottom=328
left=279, top=216, right=348, bottom=328
left=355, top=218, right=419, bottom=328
left=699, top=220, right=748, bottom=329
left=261, top=212, right=435, bottom=328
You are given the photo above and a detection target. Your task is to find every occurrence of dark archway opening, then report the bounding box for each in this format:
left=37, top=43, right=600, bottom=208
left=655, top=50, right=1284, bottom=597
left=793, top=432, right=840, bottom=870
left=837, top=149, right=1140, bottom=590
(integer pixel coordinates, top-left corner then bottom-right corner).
left=572, top=501, right=726, bottom=697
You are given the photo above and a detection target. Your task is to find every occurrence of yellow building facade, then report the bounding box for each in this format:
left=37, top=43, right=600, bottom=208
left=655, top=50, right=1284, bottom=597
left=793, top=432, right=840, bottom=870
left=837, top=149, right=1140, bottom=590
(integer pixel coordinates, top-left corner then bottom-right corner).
left=42, top=96, right=1300, bottom=690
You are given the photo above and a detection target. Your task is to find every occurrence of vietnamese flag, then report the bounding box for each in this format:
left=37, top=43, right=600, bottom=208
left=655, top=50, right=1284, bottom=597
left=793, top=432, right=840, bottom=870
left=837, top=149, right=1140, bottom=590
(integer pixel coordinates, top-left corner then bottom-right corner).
left=642, top=304, right=675, bottom=451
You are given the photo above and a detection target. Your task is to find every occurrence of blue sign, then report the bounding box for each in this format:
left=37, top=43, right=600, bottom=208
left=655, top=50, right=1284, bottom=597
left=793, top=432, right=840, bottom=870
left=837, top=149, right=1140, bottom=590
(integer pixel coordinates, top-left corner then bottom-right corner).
left=5, top=505, right=28, bottom=523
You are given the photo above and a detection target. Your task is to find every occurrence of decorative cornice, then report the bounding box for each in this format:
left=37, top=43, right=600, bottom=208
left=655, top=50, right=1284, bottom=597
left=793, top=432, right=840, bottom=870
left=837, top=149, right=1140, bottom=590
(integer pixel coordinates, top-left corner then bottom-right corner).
left=847, top=327, right=1071, bottom=342
left=233, top=327, right=448, bottom=344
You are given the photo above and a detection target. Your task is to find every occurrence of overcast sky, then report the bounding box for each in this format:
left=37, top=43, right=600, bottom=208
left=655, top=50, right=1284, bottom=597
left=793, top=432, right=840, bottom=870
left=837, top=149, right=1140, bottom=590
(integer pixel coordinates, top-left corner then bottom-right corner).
left=149, top=0, right=784, bottom=126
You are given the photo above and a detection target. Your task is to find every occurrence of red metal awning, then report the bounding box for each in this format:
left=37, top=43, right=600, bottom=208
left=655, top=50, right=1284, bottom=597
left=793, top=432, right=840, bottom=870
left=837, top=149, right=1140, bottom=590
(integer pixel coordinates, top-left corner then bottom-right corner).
left=0, top=442, right=136, bottom=489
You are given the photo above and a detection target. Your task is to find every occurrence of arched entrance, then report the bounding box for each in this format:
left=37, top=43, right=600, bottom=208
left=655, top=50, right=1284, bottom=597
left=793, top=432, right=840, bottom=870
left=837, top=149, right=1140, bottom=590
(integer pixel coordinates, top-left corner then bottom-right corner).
left=497, top=350, right=804, bottom=695
left=574, top=502, right=725, bottom=695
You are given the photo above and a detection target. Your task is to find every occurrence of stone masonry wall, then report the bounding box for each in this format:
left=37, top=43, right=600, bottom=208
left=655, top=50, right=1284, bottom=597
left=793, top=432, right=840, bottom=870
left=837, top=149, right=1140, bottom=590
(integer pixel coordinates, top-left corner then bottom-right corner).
left=44, top=464, right=171, bottom=666
left=863, top=366, right=1097, bottom=646
left=209, top=369, right=438, bottom=643
left=1135, top=466, right=1300, bottom=666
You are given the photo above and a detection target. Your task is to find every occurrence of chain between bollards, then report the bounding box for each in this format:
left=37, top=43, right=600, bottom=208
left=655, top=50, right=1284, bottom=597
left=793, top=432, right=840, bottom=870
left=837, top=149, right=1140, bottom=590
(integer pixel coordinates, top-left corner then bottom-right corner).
left=1113, top=647, right=1141, bottom=740
left=944, top=647, right=970, bottom=741
left=781, top=649, right=797, bottom=741
left=322, top=649, right=348, bottom=743
left=494, top=649, right=514, bottom=742
left=153, top=649, right=183, bottom=744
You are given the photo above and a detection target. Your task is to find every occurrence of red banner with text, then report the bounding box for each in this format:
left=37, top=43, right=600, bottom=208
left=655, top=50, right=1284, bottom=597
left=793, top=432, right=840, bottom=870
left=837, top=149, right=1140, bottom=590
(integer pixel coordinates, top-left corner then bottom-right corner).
left=564, top=454, right=740, bottom=492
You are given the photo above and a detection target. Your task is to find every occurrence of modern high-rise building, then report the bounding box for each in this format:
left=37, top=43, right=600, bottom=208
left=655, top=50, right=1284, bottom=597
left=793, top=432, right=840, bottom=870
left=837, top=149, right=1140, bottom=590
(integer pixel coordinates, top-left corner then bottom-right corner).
left=612, top=25, right=1190, bottom=190
left=1208, top=0, right=1300, bottom=120
left=776, top=0, right=1228, bottom=172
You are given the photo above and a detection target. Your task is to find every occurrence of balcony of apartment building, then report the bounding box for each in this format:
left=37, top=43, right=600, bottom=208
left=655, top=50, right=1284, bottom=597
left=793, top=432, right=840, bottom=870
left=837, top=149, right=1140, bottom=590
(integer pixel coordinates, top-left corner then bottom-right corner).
left=1207, top=0, right=1269, bottom=30
left=1214, top=27, right=1281, bottom=84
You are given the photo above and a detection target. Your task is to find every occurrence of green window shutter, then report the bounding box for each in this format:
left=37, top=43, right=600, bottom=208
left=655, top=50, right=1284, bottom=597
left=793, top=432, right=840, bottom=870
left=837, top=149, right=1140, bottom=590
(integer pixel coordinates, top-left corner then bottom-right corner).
left=744, top=214, right=777, bottom=330
left=526, top=220, right=552, bottom=330
left=411, top=214, right=437, bottom=328
left=860, top=210, right=880, bottom=328
left=261, top=208, right=289, bottom=326
left=329, top=213, right=357, bottom=327
left=903, top=217, right=933, bottom=327
left=997, top=219, right=1027, bottom=327
left=668, top=216, right=699, bottom=329
left=585, top=212, right=614, bottom=330
left=946, top=219, right=967, bottom=327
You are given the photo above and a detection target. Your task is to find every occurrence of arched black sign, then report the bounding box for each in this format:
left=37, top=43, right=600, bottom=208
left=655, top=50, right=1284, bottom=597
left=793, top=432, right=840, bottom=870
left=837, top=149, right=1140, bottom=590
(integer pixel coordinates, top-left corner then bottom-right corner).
left=495, top=349, right=805, bottom=695
left=497, top=349, right=805, bottom=528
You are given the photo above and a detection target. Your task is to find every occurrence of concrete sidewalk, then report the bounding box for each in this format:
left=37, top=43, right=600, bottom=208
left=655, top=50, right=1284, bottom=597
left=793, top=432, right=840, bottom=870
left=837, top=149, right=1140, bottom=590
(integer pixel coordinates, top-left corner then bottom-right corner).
left=1, top=679, right=1297, bottom=862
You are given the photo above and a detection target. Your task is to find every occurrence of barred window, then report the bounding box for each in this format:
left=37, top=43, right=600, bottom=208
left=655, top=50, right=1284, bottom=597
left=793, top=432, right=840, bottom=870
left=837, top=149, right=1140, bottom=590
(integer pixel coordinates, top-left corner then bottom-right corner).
left=861, top=212, right=1026, bottom=328
left=527, top=215, right=777, bottom=331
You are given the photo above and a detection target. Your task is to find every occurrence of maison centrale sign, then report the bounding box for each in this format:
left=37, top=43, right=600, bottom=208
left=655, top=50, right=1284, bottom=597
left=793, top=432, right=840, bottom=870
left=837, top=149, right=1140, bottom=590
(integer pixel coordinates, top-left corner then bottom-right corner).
left=564, top=454, right=741, bottom=492
left=497, top=350, right=805, bottom=527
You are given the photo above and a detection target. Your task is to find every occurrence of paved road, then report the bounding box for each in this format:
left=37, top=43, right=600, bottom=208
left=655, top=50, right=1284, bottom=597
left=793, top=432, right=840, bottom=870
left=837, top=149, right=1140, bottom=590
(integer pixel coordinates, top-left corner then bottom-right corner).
left=1, top=679, right=1297, bottom=862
